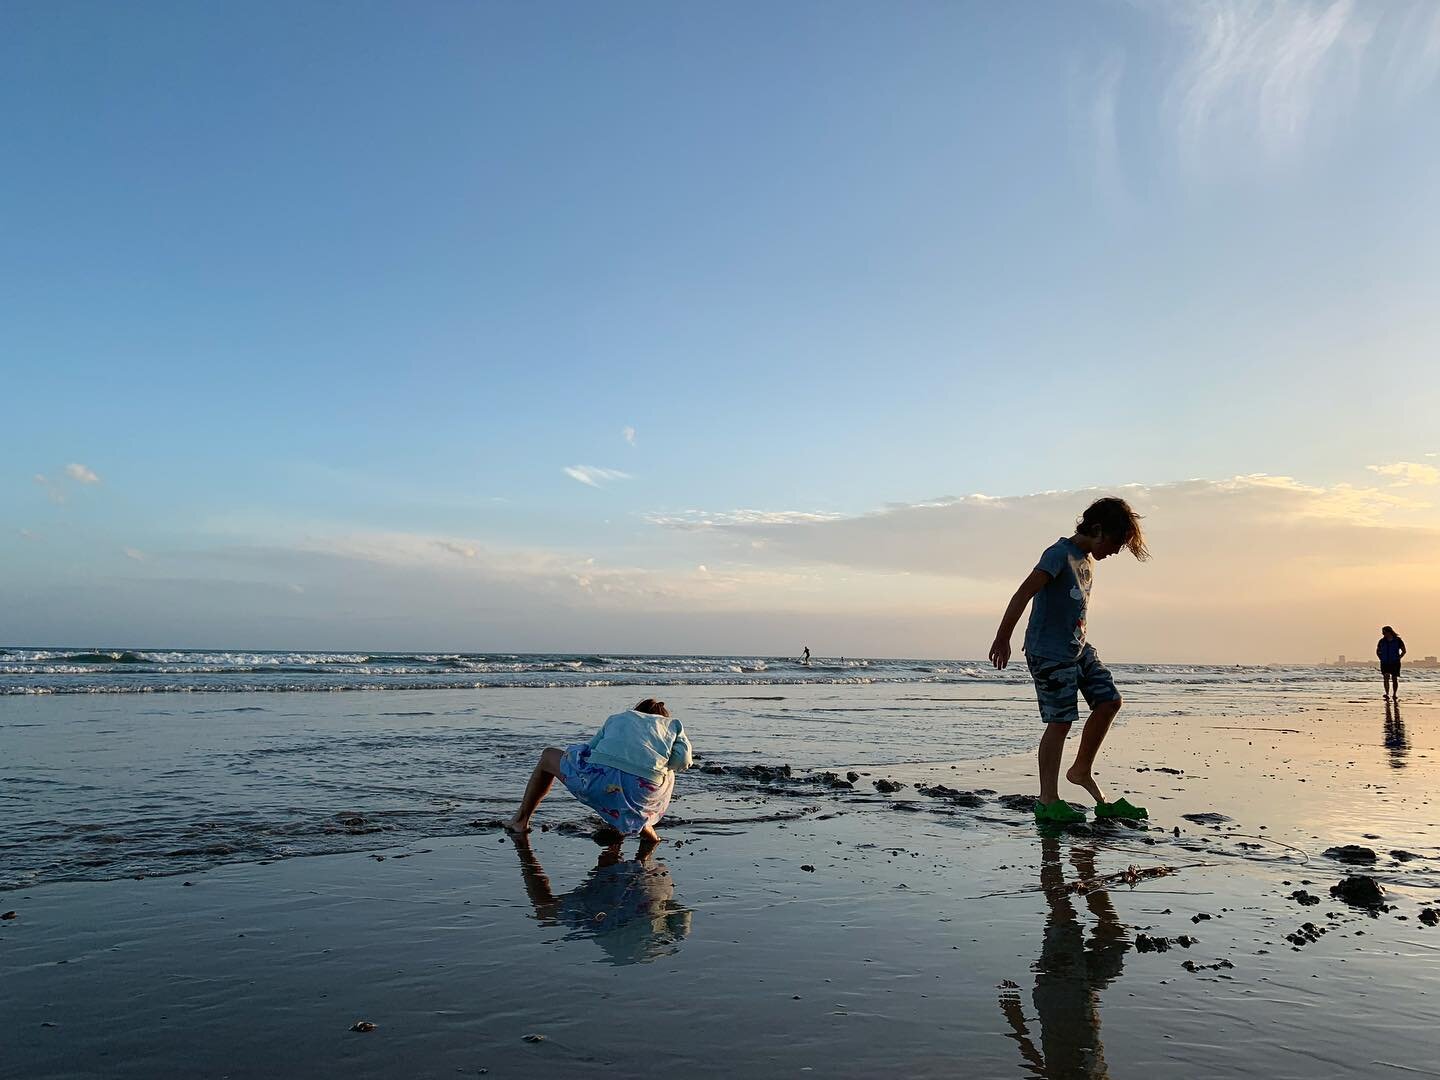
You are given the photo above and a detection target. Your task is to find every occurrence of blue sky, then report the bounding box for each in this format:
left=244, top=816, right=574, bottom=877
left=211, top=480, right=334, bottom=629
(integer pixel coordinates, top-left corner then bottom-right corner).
left=4, top=1, right=1440, bottom=660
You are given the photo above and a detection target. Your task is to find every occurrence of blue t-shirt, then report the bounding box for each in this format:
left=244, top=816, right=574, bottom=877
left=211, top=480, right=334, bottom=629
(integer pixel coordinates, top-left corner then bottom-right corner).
left=1377, top=637, right=1405, bottom=665
left=1024, top=537, right=1094, bottom=662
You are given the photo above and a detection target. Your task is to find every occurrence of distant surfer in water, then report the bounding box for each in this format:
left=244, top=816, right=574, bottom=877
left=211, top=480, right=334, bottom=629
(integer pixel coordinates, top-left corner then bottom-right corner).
left=802, top=646, right=811, bottom=666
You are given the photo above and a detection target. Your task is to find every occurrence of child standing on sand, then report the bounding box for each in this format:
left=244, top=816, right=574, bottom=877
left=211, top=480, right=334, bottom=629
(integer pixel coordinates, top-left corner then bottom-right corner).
left=988, top=497, right=1150, bottom=825
left=506, top=698, right=693, bottom=844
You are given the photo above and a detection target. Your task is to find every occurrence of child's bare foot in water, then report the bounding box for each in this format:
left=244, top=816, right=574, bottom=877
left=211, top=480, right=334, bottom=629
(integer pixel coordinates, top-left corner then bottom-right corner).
left=639, top=825, right=660, bottom=845
left=504, top=816, right=531, bottom=834
left=1065, top=766, right=1106, bottom=805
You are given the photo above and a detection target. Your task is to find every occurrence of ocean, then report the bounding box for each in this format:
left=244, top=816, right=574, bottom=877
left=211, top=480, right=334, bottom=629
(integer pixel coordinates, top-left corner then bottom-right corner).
left=0, top=645, right=1414, bottom=694
left=2, top=647, right=1432, bottom=893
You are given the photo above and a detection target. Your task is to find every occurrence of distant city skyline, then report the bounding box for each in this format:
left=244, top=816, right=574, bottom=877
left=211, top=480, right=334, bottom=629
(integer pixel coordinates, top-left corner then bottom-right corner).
left=1330, top=653, right=1438, bottom=669
left=4, top=2, right=1439, bottom=662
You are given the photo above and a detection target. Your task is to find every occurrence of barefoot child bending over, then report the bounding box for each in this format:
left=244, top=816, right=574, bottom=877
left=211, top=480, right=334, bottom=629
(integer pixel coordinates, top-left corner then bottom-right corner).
left=989, top=497, right=1150, bottom=825
left=506, top=698, right=693, bottom=844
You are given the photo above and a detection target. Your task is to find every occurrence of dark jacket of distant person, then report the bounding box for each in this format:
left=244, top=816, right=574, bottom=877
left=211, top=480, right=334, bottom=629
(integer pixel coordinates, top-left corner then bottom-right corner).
left=1377, top=629, right=1406, bottom=668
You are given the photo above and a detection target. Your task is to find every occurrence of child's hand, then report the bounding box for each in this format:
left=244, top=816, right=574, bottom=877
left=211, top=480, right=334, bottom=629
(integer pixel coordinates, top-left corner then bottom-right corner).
left=989, top=637, right=1012, bottom=670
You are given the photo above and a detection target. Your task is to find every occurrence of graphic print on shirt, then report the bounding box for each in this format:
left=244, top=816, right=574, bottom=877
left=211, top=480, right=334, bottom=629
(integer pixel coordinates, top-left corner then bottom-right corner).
left=1069, top=553, right=1093, bottom=648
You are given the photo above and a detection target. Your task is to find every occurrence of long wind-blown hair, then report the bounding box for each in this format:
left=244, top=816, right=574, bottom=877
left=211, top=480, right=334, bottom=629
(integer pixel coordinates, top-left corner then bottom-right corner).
left=1077, top=497, right=1151, bottom=560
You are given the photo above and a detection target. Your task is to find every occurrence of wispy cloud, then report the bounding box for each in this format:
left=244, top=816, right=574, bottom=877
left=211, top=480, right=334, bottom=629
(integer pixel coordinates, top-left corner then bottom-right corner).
left=33, top=462, right=103, bottom=503
left=1368, top=461, right=1440, bottom=486
left=636, top=473, right=1440, bottom=659
left=1073, top=48, right=1128, bottom=203
left=33, top=474, right=65, bottom=504
left=1082, top=1, right=1440, bottom=183
left=122, top=547, right=146, bottom=562
left=279, top=529, right=808, bottom=610
left=647, top=509, right=847, bottom=530
left=563, top=465, right=632, bottom=488
left=622, top=425, right=637, bottom=447
left=1161, top=0, right=1363, bottom=167
left=650, top=474, right=1436, bottom=579
left=1386, top=1, right=1440, bottom=98
left=436, top=539, right=479, bottom=559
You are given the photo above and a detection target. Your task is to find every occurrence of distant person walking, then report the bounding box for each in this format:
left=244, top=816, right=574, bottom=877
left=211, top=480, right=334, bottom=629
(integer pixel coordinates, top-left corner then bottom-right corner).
left=1377, top=626, right=1407, bottom=700
left=989, top=497, right=1151, bottom=825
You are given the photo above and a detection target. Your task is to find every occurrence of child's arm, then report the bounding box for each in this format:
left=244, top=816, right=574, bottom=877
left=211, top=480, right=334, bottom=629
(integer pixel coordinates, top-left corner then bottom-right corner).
left=988, top=569, right=1053, bottom=669
left=666, top=722, right=693, bottom=772
left=1399, top=637, right=1407, bottom=658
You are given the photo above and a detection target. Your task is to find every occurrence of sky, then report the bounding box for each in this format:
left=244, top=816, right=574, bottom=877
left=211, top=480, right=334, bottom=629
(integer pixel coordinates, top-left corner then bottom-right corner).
left=3, top=1, right=1439, bottom=663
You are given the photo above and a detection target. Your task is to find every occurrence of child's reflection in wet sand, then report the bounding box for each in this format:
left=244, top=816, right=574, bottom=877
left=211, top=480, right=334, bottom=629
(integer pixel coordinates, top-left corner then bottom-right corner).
left=1001, top=835, right=1127, bottom=1079
left=509, top=832, right=692, bottom=966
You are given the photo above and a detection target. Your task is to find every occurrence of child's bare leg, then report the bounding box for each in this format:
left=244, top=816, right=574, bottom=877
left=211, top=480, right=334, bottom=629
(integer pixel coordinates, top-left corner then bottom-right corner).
left=506, top=747, right=564, bottom=832
left=634, top=827, right=660, bottom=864
left=1066, top=698, right=1122, bottom=804
left=1038, top=721, right=1072, bottom=804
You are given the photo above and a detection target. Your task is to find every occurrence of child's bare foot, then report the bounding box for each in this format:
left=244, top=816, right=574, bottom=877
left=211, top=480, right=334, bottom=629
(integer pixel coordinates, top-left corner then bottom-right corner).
left=503, top=816, right=530, bottom=834
left=639, top=825, right=660, bottom=844
left=1065, top=766, right=1107, bottom=805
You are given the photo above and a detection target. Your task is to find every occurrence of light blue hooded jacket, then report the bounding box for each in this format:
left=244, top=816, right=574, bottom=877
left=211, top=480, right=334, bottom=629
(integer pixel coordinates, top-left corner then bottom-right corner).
left=586, top=709, right=693, bottom=784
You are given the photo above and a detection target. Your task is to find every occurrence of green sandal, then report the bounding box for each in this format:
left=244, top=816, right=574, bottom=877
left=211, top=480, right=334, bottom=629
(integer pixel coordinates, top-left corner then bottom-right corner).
left=1095, top=797, right=1148, bottom=820
left=1034, top=799, right=1087, bottom=824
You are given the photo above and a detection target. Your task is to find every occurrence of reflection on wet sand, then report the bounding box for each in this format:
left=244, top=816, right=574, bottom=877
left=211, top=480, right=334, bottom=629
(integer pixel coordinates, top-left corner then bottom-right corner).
left=1001, top=835, right=1127, bottom=1079
left=510, top=834, right=692, bottom=966
left=1384, top=698, right=1408, bottom=769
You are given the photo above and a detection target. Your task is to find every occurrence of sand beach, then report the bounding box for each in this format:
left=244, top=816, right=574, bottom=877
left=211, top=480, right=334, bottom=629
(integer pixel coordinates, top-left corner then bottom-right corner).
left=3, top=668, right=1438, bottom=1078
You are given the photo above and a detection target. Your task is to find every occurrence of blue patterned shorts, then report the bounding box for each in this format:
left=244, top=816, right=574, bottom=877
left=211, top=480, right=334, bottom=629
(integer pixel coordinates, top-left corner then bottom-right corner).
left=557, top=744, right=675, bottom=835
left=1026, top=644, right=1120, bottom=724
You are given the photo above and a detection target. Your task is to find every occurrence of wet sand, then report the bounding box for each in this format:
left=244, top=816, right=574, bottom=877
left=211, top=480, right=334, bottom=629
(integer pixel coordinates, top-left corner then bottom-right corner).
left=3, top=694, right=1438, bottom=1078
